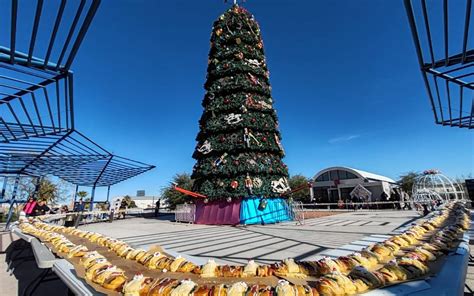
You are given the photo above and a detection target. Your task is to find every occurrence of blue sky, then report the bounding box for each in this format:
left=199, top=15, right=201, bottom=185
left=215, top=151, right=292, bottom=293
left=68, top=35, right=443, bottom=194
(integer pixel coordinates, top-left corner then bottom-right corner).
left=26, top=0, right=474, bottom=199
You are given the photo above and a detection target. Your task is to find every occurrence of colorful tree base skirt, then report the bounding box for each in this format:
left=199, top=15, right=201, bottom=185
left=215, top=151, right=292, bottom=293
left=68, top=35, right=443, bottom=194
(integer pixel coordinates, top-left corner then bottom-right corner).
left=194, top=197, right=291, bottom=225
left=240, top=197, right=291, bottom=225
left=194, top=198, right=242, bottom=225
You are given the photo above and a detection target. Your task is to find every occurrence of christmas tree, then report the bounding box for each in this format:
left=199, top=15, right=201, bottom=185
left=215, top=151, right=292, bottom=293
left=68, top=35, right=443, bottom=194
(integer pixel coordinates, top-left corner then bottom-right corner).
left=191, top=4, right=290, bottom=202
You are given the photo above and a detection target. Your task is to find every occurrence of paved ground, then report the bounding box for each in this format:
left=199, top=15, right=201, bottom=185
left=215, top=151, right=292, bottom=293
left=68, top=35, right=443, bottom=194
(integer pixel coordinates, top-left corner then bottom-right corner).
left=0, top=231, right=17, bottom=296
left=81, top=210, right=419, bottom=265
left=463, top=227, right=474, bottom=295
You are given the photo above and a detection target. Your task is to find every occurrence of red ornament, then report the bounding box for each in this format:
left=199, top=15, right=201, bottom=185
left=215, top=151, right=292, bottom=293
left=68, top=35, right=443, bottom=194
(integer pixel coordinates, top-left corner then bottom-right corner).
left=251, top=118, right=256, bottom=123
left=219, top=136, right=225, bottom=142
left=262, top=137, right=267, bottom=142
left=230, top=180, right=238, bottom=189
left=224, top=98, right=230, bottom=104
left=235, top=52, right=244, bottom=60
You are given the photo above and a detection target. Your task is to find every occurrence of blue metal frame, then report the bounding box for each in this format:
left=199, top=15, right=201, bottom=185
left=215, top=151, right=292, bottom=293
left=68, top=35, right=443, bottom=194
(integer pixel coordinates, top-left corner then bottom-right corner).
left=404, top=0, right=474, bottom=129
left=1, top=0, right=155, bottom=228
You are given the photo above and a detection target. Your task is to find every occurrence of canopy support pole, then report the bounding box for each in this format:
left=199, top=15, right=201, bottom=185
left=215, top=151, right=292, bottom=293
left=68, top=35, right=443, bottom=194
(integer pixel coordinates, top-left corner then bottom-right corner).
left=5, top=174, right=20, bottom=230
left=90, top=185, right=96, bottom=211
left=0, top=176, right=8, bottom=200
left=106, top=185, right=110, bottom=202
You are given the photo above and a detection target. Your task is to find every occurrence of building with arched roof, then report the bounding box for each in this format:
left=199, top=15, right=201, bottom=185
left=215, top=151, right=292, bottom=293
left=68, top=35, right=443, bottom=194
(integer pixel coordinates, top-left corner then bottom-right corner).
left=311, top=167, right=397, bottom=203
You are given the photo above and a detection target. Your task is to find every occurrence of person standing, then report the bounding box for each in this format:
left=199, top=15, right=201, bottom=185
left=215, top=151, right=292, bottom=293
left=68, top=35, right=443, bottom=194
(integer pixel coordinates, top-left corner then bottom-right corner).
left=23, top=196, right=37, bottom=217
left=155, top=199, right=161, bottom=217
left=422, top=203, right=430, bottom=216
left=393, top=189, right=401, bottom=210
left=33, top=200, right=51, bottom=216
left=74, top=199, right=85, bottom=212
left=402, top=191, right=412, bottom=210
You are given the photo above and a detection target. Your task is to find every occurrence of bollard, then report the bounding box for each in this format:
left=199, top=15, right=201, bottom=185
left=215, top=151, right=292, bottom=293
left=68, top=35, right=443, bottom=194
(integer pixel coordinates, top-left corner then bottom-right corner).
left=109, top=210, right=114, bottom=223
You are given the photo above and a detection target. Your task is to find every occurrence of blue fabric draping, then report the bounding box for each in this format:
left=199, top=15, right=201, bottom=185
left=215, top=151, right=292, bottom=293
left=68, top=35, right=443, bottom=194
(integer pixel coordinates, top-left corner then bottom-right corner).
left=240, top=197, right=291, bottom=225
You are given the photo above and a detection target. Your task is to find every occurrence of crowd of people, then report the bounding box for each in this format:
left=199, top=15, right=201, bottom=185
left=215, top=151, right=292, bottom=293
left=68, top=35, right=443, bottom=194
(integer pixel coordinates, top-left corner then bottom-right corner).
left=22, top=196, right=52, bottom=217
left=22, top=196, right=94, bottom=217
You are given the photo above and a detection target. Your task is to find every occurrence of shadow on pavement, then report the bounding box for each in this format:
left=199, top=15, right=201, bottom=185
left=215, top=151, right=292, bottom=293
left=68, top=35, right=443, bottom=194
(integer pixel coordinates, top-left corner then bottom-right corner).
left=4, top=240, right=70, bottom=296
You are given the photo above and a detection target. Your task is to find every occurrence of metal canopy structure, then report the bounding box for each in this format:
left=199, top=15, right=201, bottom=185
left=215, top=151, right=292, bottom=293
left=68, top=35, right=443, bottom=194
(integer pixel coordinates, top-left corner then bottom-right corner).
left=0, top=65, right=73, bottom=143
left=404, top=0, right=474, bottom=129
left=2, top=0, right=100, bottom=73
left=55, top=154, right=155, bottom=188
left=1, top=0, right=155, bottom=216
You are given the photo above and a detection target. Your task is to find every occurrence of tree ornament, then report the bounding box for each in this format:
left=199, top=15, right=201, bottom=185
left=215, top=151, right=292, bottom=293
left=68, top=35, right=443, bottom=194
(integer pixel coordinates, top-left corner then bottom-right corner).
left=257, top=41, right=263, bottom=49
left=240, top=105, right=248, bottom=113
left=251, top=118, right=256, bottom=123
left=247, top=159, right=257, bottom=166
left=224, top=113, right=243, bottom=124
left=243, top=127, right=251, bottom=147
left=213, top=153, right=228, bottom=167
left=258, top=198, right=268, bottom=210
left=245, top=174, right=253, bottom=195
left=275, top=134, right=284, bottom=154
left=235, top=52, right=244, bottom=60
left=216, top=28, right=223, bottom=36
left=226, top=197, right=232, bottom=203
left=259, top=101, right=272, bottom=109
left=204, top=198, right=209, bottom=204
left=244, top=128, right=261, bottom=147
left=197, top=140, right=213, bottom=154
left=271, top=177, right=290, bottom=194
left=230, top=180, right=239, bottom=189
left=247, top=59, right=260, bottom=66
left=252, top=177, right=263, bottom=188
left=236, top=38, right=242, bottom=44
left=247, top=73, right=259, bottom=85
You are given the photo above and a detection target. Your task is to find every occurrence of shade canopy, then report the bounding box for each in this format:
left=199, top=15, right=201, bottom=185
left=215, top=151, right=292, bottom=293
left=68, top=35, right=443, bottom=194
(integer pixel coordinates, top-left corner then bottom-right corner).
left=405, top=0, right=474, bottom=129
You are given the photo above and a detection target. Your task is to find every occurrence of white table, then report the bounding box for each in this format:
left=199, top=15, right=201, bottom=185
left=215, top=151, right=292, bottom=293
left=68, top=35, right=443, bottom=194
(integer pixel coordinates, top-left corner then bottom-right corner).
left=52, top=259, right=103, bottom=296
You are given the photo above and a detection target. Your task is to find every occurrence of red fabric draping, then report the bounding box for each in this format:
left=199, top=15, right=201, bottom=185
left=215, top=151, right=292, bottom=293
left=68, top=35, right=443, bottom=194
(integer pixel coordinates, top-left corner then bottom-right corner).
left=194, top=198, right=242, bottom=225
left=173, top=186, right=207, bottom=198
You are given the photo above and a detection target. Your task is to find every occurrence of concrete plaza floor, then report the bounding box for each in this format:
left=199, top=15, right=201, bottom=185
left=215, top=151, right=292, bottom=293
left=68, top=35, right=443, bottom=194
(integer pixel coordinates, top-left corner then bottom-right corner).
left=80, top=210, right=420, bottom=265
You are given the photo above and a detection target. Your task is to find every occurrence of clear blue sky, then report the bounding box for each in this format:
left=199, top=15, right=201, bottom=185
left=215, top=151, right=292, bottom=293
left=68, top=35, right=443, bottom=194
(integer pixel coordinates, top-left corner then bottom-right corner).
left=34, top=1, right=474, bottom=199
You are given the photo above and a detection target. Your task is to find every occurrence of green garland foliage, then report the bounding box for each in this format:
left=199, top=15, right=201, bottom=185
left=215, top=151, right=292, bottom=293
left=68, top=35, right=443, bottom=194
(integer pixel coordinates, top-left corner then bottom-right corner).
left=192, top=5, right=289, bottom=200
left=193, top=152, right=288, bottom=177
left=199, top=111, right=278, bottom=135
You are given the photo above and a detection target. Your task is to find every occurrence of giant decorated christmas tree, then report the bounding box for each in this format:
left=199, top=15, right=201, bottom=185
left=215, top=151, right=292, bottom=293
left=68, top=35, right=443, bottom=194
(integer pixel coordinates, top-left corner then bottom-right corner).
left=191, top=4, right=291, bottom=225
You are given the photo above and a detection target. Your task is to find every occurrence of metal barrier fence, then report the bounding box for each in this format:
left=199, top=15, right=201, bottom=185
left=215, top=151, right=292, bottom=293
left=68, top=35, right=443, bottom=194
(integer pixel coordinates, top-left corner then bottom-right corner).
left=288, top=201, right=305, bottom=225
left=299, top=200, right=424, bottom=210
left=175, top=204, right=196, bottom=223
